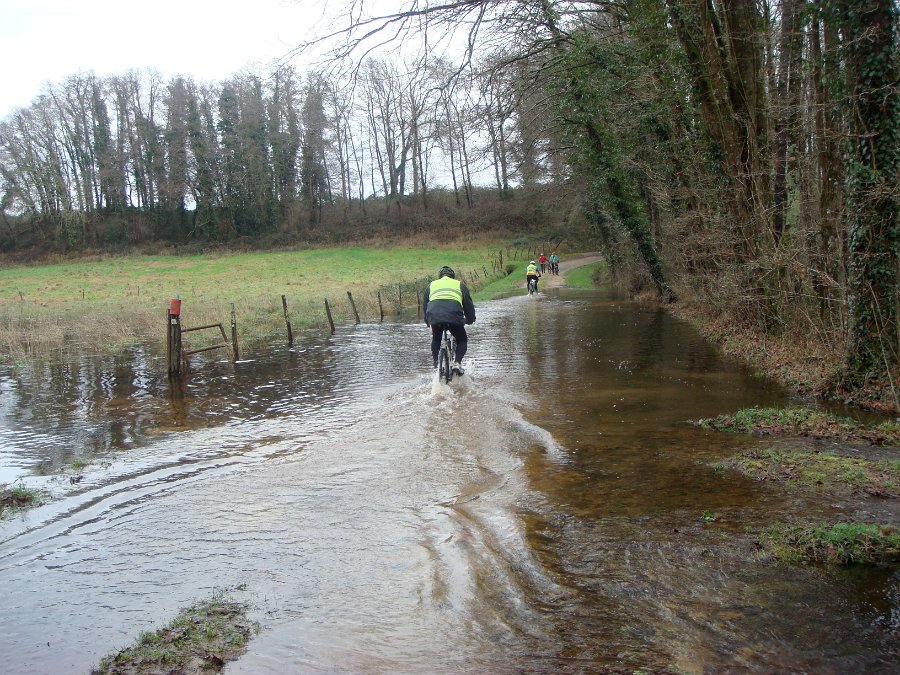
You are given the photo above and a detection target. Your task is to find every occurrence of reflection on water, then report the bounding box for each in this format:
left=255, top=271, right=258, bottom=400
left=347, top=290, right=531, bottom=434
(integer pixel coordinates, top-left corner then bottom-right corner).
left=0, top=287, right=896, bottom=673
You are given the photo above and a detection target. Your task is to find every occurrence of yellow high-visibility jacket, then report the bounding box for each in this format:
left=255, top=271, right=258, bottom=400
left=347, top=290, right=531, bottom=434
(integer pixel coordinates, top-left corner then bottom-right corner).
left=423, top=276, right=476, bottom=326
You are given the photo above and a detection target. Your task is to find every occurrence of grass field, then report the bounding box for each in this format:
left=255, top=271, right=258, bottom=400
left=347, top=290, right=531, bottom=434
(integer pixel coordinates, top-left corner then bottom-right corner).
left=0, top=246, right=507, bottom=305
left=0, top=243, right=522, bottom=362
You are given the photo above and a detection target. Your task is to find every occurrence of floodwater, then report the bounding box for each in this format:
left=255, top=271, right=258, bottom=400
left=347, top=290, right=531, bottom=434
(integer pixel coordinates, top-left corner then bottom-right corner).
left=0, top=287, right=897, bottom=673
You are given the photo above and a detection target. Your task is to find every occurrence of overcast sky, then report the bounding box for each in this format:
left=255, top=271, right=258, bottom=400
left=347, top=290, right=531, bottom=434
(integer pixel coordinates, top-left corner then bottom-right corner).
left=0, top=0, right=334, bottom=118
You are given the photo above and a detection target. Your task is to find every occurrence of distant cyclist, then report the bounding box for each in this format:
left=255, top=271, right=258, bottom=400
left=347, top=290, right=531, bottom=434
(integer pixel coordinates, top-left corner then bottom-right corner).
left=423, top=266, right=476, bottom=375
left=549, top=253, right=560, bottom=274
left=538, top=253, right=548, bottom=273
left=526, top=260, right=541, bottom=293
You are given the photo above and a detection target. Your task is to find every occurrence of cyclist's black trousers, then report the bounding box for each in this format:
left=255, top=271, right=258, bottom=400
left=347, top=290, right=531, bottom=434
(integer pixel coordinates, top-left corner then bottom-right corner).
left=431, top=323, right=468, bottom=365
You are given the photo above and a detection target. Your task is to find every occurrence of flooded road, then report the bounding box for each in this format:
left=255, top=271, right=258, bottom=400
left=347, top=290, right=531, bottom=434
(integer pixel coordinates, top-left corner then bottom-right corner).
left=1, top=287, right=897, bottom=673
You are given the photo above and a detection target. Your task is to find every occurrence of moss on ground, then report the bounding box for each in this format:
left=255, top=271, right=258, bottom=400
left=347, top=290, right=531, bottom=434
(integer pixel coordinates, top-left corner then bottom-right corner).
left=92, top=594, right=257, bottom=674
left=717, top=447, right=899, bottom=498
left=758, top=522, right=900, bottom=566
left=705, top=408, right=900, bottom=568
left=699, top=406, right=900, bottom=446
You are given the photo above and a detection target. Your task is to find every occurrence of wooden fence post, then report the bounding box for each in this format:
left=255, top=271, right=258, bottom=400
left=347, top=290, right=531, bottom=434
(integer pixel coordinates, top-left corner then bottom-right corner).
left=230, top=304, right=239, bottom=361
left=398, top=283, right=402, bottom=313
left=377, top=291, right=384, bottom=322
left=416, top=289, right=421, bottom=319
left=281, top=294, right=294, bottom=346
left=347, top=291, right=360, bottom=324
left=499, top=249, right=503, bottom=268
left=324, top=298, right=335, bottom=334
left=167, top=299, right=182, bottom=377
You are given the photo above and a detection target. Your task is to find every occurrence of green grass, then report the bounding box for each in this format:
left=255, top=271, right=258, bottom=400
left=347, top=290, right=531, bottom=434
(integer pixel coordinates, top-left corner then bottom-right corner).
left=566, top=260, right=606, bottom=288
left=0, top=244, right=513, bottom=361
left=699, top=406, right=900, bottom=446
left=759, top=522, right=900, bottom=566
left=93, top=592, right=257, bottom=674
left=719, top=447, right=900, bottom=496
left=0, top=245, right=506, bottom=307
left=472, top=262, right=531, bottom=300
left=471, top=254, right=604, bottom=300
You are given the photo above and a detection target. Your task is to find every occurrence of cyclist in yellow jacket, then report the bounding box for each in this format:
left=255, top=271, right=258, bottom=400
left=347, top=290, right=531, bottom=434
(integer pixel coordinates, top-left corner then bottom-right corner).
left=423, top=266, right=476, bottom=375
left=526, top=260, right=540, bottom=293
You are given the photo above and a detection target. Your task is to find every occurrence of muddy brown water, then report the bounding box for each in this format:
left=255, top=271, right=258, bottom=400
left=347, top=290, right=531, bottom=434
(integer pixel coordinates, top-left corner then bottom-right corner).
left=0, top=287, right=897, bottom=673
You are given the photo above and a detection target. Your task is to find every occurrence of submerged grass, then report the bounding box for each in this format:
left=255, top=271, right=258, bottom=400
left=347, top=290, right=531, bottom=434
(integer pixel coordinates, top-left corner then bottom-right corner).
left=92, top=592, right=257, bottom=674
left=718, top=448, right=900, bottom=497
left=759, top=521, right=900, bottom=566
left=1, top=243, right=512, bottom=363
left=699, top=406, right=900, bottom=446
left=0, top=480, right=43, bottom=518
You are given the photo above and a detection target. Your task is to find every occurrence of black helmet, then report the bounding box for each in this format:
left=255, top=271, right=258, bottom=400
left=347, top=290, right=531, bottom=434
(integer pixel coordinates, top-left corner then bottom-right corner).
left=438, top=265, right=455, bottom=279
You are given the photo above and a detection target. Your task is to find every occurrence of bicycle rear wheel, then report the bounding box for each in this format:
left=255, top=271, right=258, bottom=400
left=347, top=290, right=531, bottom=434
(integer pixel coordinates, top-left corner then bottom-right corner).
left=438, top=344, right=451, bottom=384
left=448, top=339, right=456, bottom=382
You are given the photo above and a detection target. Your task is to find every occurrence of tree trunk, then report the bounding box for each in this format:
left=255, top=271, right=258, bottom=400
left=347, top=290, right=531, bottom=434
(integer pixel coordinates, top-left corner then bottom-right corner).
left=772, top=0, right=803, bottom=245
left=840, top=0, right=899, bottom=386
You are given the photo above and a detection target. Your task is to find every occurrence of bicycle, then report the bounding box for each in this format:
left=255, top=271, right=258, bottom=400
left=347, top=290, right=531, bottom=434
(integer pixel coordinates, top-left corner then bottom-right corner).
left=437, top=326, right=457, bottom=384
left=527, top=277, right=538, bottom=295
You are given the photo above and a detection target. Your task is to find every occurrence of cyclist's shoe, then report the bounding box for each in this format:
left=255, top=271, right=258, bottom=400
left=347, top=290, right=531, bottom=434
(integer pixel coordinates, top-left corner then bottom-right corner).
left=451, top=361, right=465, bottom=376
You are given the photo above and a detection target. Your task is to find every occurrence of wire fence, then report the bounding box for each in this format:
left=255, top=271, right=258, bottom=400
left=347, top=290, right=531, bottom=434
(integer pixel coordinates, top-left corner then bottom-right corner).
left=171, top=245, right=549, bottom=373
left=318, top=243, right=553, bottom=329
